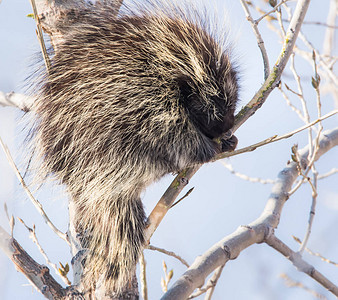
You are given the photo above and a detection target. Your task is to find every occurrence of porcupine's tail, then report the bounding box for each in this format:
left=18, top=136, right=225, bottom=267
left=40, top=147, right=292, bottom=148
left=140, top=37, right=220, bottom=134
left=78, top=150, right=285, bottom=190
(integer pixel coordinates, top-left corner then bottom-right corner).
left=77, top=186, right=146, bottom=292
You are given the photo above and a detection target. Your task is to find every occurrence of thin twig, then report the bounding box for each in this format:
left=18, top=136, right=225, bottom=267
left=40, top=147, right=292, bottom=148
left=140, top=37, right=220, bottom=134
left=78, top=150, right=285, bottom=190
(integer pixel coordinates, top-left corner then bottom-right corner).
left=29, top=0, right=51, bottom=72
left=278, top=85, right=307, bottom=123
left=293, top=236, right=338, bottom=267
left=171, top=187, right=194, bottom=208
left=18, top=218, right=71, bottom=286
left=290, top=52, right=313, bottom=156
left=276, top=2, right=286, bottom=38
left=285, top=20, right=338, bottom=29
left=292, top=151, right=318, bottom=254
left=318, top=168, right=338, bottom=179
left=0, top=226, right=67, bottom=299
left=148, top=245, right=189, bottom=268
left=323, top=0, right=337, bottom=56
left=221, top=161, right=275, bottom=184
left=187, top=265, right=225, bottom=299
left=280, top=273, right=327, bottom=300
left=255, top=0, right=290, bottom=24
left=239, top=0, right=270, bottom=79
left=139, top=251, right=148, bottom=300
left=214, top=110, right=338, bottom=160
left=204, top=264, right=225, bottom=300
left=0, top=137, right=69, bottom=243
left=266, top=235, right=338, bottom=296
left=299, top=51, right=323, bottom=254
left=284, top=83, right=303, bottom=97
left=4, top=203, right=15, bottom=237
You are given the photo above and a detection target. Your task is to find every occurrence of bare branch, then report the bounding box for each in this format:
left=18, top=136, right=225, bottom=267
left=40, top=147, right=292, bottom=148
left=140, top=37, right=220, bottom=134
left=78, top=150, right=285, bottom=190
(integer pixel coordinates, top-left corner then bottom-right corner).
left=323, top=0, right=337, bottom=56
left=239, top=0, right=270, bottom=80
left=0, top=226, right=67, bottom=299
left=162, top=224, right=268, bottom=299
left=215, top=110, right=338, bottom=160
left=187, top=265, right=225, bottom=299
left=18, top=218, right=71, bottom=286
left=30, top=0, right=51, bottom=72
left=221, top=161, right=276, bottom=184
left=139, top=252, right=148, bottom=300
left=267, top=235, right=338, bottom=296
left=293, top=236, right=338, bottom=267
left=0, top=137, right=69, bottom=243
left=280, top=273, right=328, bottom=299
left=318, top=168, right=338, bottom=179
left=148, top=245, right=190, bottom=268
left=0, top=91, right=34, bottom=111
left=162, top=128, right=338, bottom=299
left=299, top=52, right=323, bottom=254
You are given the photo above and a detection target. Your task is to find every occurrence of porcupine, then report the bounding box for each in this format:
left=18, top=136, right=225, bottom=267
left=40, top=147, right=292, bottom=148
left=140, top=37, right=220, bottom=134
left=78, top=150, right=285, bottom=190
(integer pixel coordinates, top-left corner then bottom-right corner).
left=30, top=0, right=239, bottom=293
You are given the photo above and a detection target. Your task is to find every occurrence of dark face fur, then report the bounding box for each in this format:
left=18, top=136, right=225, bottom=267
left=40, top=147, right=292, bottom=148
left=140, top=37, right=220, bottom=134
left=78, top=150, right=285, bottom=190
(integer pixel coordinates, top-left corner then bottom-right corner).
left=178, top=80, right=236, bottom=139
left=174, top=29, right=239, bottom=153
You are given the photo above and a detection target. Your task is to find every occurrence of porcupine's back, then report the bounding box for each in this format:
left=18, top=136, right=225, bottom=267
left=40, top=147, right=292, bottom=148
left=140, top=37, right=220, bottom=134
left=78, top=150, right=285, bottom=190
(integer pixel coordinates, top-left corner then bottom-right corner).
left=30, top=1, right=239, bottom=293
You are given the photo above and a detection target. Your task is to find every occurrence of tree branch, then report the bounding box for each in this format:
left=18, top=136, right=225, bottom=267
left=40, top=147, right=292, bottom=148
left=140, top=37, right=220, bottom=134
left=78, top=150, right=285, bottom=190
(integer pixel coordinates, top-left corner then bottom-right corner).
left=30, top=0, right=51, bottom=72
left=266, top=235, right=338, bottom=296
left=214, top=110, right=338, bottom=160
left=239, top=0, right=271, bottom=80
left=18, top=218, right=71, bottom=286
left=0, top=226, right=66, bottom=300
left=0, top=137, right=69, bottom=243
left=148, top=245, right=190, bottom=268
left=0, top=91, right=33, bottom=111
left=162, top=128, right=338, bottom=299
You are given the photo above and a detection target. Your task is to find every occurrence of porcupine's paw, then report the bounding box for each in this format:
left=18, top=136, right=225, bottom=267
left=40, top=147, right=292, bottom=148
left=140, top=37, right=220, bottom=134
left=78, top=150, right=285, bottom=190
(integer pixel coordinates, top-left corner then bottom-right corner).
left=220, top=130, right=238, bottom=152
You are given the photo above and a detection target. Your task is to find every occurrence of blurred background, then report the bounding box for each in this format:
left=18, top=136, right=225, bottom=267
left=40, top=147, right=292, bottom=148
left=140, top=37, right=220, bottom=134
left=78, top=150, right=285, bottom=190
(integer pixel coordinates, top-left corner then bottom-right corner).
left=0, top=0, right=337, bottom=299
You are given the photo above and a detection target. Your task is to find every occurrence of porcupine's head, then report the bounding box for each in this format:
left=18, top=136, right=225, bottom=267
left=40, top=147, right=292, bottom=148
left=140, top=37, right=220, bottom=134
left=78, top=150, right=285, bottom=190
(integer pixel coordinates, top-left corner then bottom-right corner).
left=172, top=21, right=239, bottom=141
left=130, top=1, right=240, bottom=147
